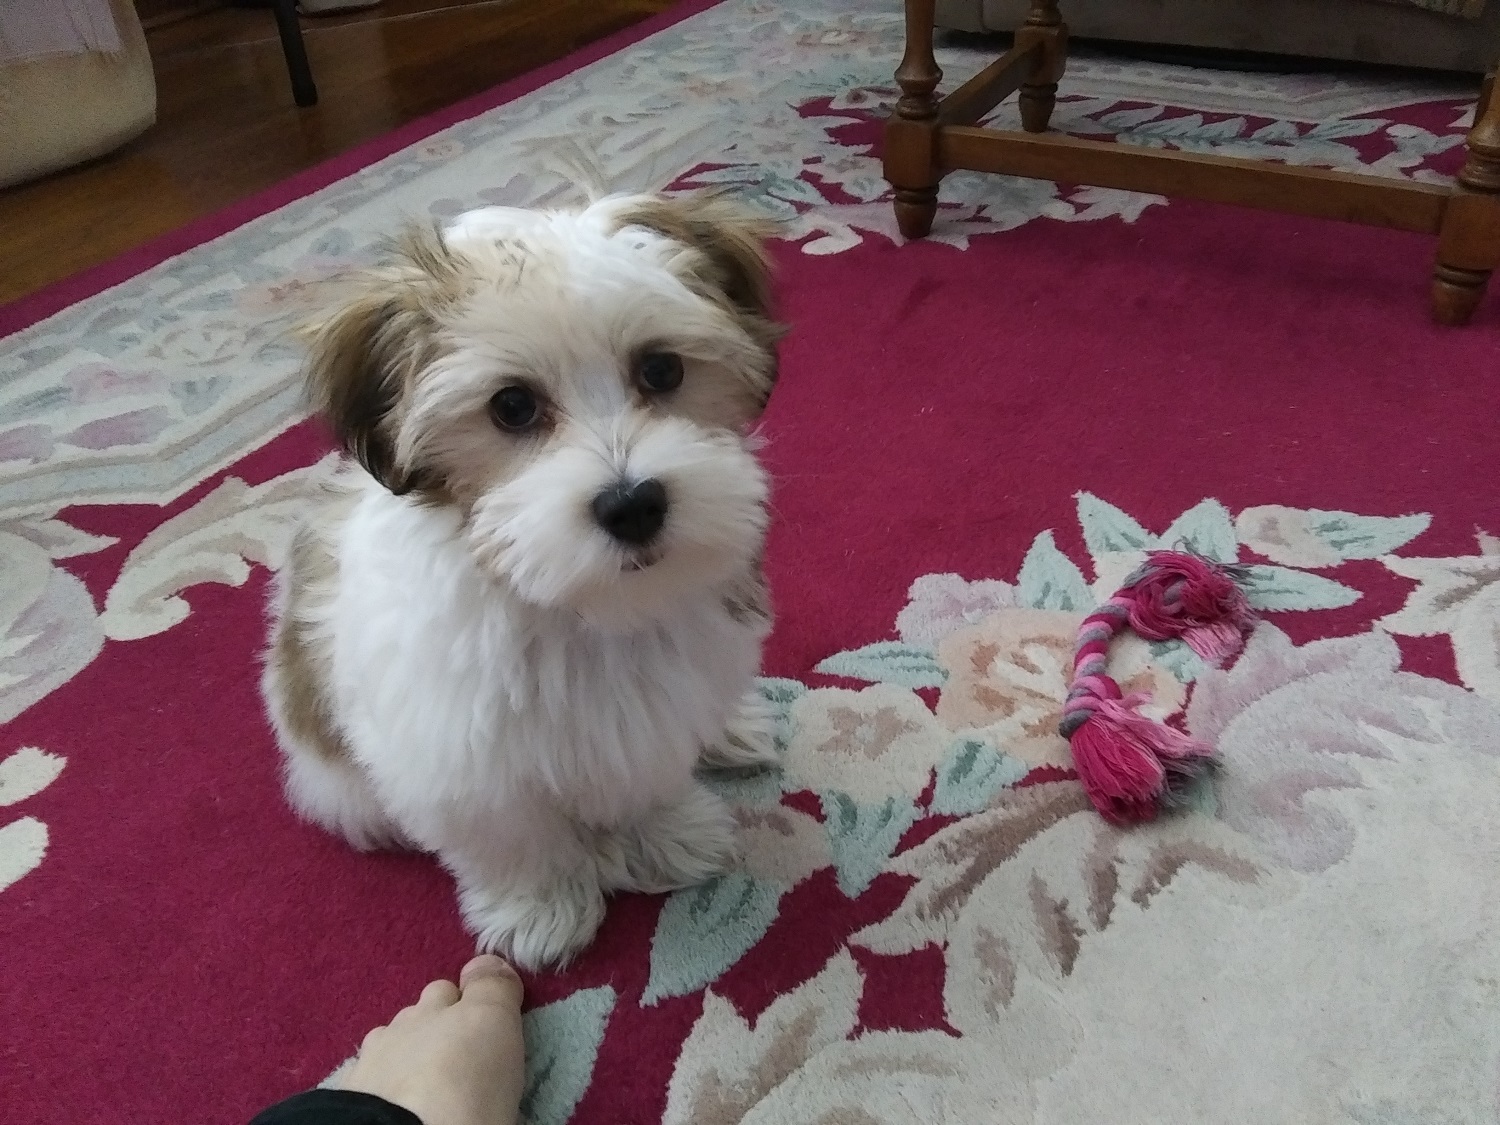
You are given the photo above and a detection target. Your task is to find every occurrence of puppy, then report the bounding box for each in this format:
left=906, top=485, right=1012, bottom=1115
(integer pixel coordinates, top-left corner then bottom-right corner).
left=260, top=192, right=783, bottom=968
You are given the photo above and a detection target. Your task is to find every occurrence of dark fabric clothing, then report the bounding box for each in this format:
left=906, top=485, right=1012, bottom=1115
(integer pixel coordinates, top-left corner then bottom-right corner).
left=249, top=1089, right=424, bottom=1125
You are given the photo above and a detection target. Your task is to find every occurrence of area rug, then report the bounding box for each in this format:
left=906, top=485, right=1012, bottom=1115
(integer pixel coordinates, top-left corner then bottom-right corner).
left=3, top=1, right=1498, bottom=1122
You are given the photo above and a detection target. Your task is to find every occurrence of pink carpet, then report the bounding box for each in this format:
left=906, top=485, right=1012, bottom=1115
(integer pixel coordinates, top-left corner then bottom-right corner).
left=3, top=2, right=1498, bottom=1122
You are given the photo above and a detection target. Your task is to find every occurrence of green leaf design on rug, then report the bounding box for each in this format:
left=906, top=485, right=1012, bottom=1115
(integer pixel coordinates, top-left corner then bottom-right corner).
left=310, top=227, right=356, bottom=256
left=756, top=677, right=808, bottom=748
left=703, top=767, right=784, bottom=808
left=702, top=677, right=808, bottom=807
left=1017, top=531, right=1092, bottom=611
left=1076, top=494, right=1238, bottom=570
left=930, top=737, right=1028, bottom=816
left=643, top=875, right=783, bottom=1006
left=1175, top=767, right=1219, bottom=819
left=1306, top=118, right=1384, bottom=141
left=1251, top=119, right=1301, bottom=143
left=820, top=791, right=920, bottom=897
left=1240, top=564, right=1360, bottom=611
left=757, top=676, right=808, bottom=716
left=1235, top=506, right=1431, bottom=568
left=815, top=643, right=947, bottom=688
left=1162, top=499, right=1237, bottom=562
left=1300, top=510, right=1429, bottom=559
left=1150, top=639, right=1209, bottom=683
left=1100, top=105, right=1166, bottom=130
left=1324, top=511, right=1427, bottom=560
left=1076, top=491, right=1152, bottom=559
left=521, top=986, right=617, bottom=1125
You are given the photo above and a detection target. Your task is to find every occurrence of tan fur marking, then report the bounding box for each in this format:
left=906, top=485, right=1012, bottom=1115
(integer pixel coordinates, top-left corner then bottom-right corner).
left=613, top=194, right=778, bottom=315
left=298, top=223, right=472, bottom=497
left=269, top=521, right=347, bottom=763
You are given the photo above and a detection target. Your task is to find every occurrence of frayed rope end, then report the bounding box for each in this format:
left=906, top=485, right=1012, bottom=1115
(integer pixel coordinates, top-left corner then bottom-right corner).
left=1126, top=549, right=1254, bottom=663
left=1064, top=697, right=1215, bottom=826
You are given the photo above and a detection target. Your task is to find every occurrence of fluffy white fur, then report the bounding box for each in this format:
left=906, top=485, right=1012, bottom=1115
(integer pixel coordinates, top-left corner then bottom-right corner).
left=261, top=193, right=781, bottom=968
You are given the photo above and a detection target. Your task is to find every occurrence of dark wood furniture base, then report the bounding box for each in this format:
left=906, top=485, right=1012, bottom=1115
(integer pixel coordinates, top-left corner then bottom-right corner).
left=884, top=0, right=1500, bottom=325
left=271, top=0, right=319, bottom=107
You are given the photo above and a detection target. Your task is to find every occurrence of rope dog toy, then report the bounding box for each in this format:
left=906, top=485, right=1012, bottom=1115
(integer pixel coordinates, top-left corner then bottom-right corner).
left=1059, top=551, right=1254, bottom=825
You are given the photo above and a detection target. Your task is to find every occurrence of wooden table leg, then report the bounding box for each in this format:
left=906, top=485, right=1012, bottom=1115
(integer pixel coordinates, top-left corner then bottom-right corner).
left=1433, top=69, right=1500, bottom=325
left=272, top=0, right=318, bottom=108
left=885, top=0, right=943, bottom=238
left=1015, top=0, right=1068, bottom=133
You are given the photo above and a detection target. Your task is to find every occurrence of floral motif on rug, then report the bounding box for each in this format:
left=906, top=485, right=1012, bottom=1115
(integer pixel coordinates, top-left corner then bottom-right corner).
left=11, top=469, right=1500, bottom=1120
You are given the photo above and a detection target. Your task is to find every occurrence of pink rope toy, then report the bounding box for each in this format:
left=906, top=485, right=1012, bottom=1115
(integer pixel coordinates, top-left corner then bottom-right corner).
left=1058, top=550, right=1256, bottom=826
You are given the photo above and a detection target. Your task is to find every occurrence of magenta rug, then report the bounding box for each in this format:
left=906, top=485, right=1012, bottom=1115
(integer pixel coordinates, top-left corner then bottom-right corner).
left=3, top=2, right=1499, bottom=1122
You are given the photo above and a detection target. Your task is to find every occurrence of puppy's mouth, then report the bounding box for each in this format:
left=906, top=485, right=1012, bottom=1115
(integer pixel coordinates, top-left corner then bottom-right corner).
left=622, top=550, right=661, bottom=573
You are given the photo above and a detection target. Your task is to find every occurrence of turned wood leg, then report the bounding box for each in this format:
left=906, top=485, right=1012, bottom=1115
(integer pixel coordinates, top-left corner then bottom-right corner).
left=1015, top=0, right=1068, bottom=133
left=885, top=0, right=942, bottom=239
left=1433, top=69, right=1500, bottom=325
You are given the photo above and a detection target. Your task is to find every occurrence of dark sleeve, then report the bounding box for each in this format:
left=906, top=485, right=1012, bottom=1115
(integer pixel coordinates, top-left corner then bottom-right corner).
left=249, top=1089, right=424, bottom=1125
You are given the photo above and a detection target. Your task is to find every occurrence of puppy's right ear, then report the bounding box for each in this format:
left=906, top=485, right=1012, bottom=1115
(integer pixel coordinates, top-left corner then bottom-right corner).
left=299, top=226, right=464, bottom=495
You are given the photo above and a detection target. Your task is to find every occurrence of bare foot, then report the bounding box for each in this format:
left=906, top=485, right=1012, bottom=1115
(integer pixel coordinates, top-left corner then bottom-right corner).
left=338, top=954, right=526, bottom=1125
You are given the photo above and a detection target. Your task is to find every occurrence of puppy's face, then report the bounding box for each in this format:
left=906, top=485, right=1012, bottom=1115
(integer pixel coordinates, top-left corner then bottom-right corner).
left=302, top=193, right=781, bottom=625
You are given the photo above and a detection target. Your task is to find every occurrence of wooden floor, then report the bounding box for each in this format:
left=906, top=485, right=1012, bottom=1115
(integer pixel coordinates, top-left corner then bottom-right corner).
left=0, top=0, right=673, bottom=306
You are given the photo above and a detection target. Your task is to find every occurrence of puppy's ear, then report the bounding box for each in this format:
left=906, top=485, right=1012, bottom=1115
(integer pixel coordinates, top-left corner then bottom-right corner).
left=614, top=192, right=782, bottom=326
left=299, top=225, right=465, bottom=495
left=613, top=193, right=785, bottom=416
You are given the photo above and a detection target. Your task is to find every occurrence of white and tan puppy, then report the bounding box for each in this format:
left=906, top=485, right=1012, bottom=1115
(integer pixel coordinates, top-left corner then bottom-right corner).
left=260, top=193, right=782, bottom=968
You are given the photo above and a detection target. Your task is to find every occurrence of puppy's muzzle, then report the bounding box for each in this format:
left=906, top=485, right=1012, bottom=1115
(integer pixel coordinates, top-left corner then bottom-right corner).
left=591, top=478, right=669, bottom=547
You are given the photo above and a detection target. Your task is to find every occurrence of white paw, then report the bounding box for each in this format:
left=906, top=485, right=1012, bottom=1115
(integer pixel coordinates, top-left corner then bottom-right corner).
left=597, top=785, right=737, bottom=894
left=699, top=691, right=781, bottom=771
left=457, top=872, right=606, bottom=970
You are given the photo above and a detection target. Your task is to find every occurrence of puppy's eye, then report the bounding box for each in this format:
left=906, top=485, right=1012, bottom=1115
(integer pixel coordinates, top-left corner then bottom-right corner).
left=636, top=351, right=684, bottom=394
left=488, top=386, right=540, bottom=431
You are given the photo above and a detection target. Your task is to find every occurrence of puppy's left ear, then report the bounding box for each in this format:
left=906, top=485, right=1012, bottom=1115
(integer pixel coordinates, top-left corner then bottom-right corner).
left=615, top=192, right=783, bottom=329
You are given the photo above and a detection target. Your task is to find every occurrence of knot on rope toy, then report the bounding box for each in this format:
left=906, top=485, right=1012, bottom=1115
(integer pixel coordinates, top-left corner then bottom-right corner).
left=1059, top=550, right=1254, bottom=826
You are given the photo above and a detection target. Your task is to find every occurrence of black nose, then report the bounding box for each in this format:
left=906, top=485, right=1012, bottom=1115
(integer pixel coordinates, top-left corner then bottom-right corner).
left=591, top=478, right=668, bottom=546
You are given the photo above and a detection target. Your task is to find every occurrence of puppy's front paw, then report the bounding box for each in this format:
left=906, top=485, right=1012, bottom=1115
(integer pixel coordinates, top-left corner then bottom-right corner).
left=458, top=873, right=606, bottom=970
left=598, top=785, right=737, bottom=894
left=699, top=691, right=781, bottom=771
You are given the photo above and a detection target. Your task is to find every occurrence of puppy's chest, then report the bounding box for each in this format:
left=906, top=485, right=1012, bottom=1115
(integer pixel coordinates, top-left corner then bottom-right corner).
left=507, top=608, right=756, bottom=744
left=469, top=609, right=753, bottom=820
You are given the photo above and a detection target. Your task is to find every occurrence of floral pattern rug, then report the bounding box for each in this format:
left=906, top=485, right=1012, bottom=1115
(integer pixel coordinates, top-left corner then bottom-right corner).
left=2, top=1, right=1498, bottom=1122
